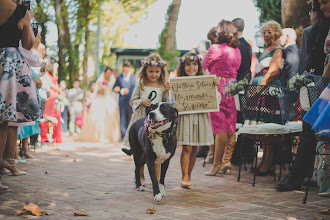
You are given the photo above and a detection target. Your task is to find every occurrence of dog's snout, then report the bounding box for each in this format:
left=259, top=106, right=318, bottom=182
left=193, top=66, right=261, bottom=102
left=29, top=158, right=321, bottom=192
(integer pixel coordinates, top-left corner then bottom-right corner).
left=149, top=111, right=156, bottom=119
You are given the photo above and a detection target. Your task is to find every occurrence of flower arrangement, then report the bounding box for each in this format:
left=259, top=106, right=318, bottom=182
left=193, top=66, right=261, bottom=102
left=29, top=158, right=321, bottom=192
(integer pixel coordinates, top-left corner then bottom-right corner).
left=141, top=59, right=167, bottom=67
left=287, top=71, right=314, bottom=92
left=177, top=55, right=203, bottom=63
left=144, top=119, right=156, bottom=139
left=97, top=81, right=109, bottom=95
left=223, top=79, right=249, bottom=97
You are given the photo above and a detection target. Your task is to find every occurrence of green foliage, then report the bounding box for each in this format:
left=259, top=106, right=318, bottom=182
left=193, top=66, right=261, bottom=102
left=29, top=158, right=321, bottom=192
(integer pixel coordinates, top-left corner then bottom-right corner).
left=157, top=1, right=180, bottom=71
left=253, top=0, right=282, bottom=25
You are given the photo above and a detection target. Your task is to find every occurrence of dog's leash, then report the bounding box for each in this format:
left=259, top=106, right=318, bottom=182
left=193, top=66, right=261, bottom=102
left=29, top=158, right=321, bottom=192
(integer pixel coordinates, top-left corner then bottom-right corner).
left=145, top=91, right=157, bottom=116
left=148, top=91, right=157, bottom=101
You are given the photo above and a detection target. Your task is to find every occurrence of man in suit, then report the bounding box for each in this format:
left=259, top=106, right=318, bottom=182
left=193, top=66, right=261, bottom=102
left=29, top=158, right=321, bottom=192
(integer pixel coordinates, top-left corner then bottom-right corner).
left=298, top=26, right=313, bottom=74
left=114, top=61, right=137, bottom=140
left=278, top=28, right=300, bottom=87
left=232, top=18, right=252, bottom=82
left=232, top=18, right=252, bottom=125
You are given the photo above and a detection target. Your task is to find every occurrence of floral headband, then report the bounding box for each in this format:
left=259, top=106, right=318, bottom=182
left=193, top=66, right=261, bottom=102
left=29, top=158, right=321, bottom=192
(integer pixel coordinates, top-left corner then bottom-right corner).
left=141, top=59, right=167, bottom=68
left=177, top=55, right=203, bottom=63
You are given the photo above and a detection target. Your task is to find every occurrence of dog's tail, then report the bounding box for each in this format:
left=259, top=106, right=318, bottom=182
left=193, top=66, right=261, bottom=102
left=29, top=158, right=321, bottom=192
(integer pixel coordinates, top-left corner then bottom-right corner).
left=121, top=148, right=132, bottom=156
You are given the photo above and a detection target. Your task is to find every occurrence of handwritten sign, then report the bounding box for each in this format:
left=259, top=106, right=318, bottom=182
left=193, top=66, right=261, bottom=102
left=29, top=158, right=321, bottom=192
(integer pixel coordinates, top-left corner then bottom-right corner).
left=169, top=75, right=219, bottom=115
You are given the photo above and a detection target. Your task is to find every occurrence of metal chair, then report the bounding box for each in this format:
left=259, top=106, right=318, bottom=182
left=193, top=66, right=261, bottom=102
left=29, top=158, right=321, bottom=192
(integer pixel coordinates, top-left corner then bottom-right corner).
left=277, top=88, right=304, bottom=180
left=237, top=85, right=289, bottom=186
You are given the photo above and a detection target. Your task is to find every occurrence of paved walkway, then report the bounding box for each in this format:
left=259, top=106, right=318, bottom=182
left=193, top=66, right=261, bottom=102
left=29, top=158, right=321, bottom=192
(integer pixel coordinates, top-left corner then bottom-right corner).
left=1, top=136, right=329, bottom=220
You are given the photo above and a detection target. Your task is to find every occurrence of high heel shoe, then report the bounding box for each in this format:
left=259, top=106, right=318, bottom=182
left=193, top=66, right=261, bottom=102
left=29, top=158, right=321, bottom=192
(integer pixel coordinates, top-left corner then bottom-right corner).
left=218, top=163, right=232, bottom=175
left=204, top=165, right=220, bottom=176
left=23, top=152, right=35, bottom=159
left=3, top=159, right=27, bottom=176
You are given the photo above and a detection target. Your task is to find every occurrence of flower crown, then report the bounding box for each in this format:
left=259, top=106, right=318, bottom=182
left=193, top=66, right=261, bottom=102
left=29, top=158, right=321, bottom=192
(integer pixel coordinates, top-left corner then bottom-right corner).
left=177, top=55, right=203, bottom=63
left=141, top=59, right=167, bottom=68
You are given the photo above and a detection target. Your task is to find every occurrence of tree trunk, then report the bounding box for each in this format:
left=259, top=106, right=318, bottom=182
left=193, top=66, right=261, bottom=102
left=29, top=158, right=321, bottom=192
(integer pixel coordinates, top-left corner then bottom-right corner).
left=82, top=0, right=90, bottom=88
left=54, top=0, right=66, bottom=82
left=35, top=0, right=49, bottom=47
left=164, top=0, right=181, bottom=51
left=281, top=0, right=310, bottom=47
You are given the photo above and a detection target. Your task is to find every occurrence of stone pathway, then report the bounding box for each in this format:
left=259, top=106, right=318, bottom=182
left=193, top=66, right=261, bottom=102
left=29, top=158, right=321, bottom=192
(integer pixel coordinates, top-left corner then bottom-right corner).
left=1, top=136, right=329, bottom=219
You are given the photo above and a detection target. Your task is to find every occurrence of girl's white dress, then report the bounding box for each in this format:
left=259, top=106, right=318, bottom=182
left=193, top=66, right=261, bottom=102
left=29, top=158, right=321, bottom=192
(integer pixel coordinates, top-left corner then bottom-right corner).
left=177, top=113, right=214, bottom=146
left=76, top=74, right=121, bottom=143
left=123, top=84, right=169, bottom=146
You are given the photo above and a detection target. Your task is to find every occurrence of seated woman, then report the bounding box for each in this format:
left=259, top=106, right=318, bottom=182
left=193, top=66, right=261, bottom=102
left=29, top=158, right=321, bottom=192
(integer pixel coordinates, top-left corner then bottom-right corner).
left=250, top=20, right=284, bottom=175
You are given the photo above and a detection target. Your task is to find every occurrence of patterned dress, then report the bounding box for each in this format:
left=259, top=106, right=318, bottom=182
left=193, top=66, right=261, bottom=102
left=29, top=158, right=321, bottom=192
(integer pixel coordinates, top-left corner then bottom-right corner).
left=252, top=48, right=284, bottom=87
left=0, top=5, right=41, bottom=126
left=202, top=43, right=241, bottom=134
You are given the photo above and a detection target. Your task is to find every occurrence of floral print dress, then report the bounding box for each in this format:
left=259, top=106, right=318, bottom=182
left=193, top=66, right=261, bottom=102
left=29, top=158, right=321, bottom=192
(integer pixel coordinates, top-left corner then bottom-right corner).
left=0, top=5, right=41, bottom=126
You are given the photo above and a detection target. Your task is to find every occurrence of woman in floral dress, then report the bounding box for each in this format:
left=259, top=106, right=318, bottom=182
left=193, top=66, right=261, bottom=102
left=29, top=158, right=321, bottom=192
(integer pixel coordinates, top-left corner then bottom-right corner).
left=0, top=0, right=41, bottom=190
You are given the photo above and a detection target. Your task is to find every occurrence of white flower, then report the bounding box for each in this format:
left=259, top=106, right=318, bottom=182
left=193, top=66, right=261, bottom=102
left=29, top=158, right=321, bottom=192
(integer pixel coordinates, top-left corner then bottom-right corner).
left=151, top=61, right=156, bottom=66
left=189, top=56, right=194, bottom=60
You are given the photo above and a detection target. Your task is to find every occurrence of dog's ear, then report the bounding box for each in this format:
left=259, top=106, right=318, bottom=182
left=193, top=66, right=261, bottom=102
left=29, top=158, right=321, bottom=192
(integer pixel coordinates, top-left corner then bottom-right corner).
left=145, top=104, right=154, bottom=117
left=173, top=108, right=178, bottom=119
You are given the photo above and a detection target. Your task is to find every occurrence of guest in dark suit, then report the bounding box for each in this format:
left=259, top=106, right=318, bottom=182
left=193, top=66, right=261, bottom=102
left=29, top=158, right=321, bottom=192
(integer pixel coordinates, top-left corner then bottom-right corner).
left=232, top=18, right=252, bottom=82
left=113, top=61, right=137, bottom=139
left=232, top=18, right=252, bottom=125
left=298, top=26, right=313, bottom=74
left=278, top=28, right=300, bottom=87
left=298, top=5, right=318, bottom=74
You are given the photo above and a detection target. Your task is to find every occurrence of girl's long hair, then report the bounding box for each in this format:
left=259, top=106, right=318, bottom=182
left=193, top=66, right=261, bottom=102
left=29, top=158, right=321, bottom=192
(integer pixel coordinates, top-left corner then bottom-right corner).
left=176, top=52, right=203, bottom=77
left=137, top=53, right=168, bottom=90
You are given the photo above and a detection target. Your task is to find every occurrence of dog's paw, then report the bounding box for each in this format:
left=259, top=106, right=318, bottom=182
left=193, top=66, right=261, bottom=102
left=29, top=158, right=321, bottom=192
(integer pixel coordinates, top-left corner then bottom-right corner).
left=154, top=193, right=163, bottom=202
left=136, top=186, right=145, bottom=191
left=159, top=184, right=166, bottom=197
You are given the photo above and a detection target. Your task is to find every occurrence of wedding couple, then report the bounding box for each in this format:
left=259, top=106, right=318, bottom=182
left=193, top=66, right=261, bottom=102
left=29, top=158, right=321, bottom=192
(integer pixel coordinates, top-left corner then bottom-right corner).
left=76, top=62, right=136, bottom=143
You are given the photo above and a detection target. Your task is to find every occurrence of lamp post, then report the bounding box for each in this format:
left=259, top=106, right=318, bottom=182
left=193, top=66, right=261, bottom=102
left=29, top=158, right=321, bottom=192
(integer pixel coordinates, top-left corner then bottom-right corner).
left=254, top=30, right=264, bottom=56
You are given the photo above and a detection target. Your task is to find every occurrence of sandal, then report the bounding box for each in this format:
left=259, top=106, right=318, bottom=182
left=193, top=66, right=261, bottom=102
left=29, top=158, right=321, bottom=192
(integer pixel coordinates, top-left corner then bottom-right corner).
left=181, top=181, right=191, bottom=189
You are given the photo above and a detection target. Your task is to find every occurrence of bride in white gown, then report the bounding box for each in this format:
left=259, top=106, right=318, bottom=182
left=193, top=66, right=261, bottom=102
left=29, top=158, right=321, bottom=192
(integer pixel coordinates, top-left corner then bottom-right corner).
left=76, top=67, right=121, bottom=143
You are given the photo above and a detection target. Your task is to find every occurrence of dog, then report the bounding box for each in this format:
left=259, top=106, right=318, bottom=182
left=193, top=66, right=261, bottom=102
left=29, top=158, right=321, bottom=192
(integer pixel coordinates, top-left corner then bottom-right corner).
left=122, top=102, right=178, bottom=202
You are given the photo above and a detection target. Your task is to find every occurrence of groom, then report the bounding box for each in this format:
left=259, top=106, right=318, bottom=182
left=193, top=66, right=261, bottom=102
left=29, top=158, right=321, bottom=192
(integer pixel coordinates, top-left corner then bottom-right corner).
left=114, top=61, right=137, bottom=140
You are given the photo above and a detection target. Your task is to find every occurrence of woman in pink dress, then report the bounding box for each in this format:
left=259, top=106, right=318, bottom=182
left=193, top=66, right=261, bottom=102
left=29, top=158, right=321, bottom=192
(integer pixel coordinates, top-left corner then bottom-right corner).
left=203, top=20, right=242, bottom=176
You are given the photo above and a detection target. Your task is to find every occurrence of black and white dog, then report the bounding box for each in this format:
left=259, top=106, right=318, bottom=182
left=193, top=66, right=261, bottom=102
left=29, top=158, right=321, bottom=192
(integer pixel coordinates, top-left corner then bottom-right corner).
left=122, top=102, right=178, bottom=202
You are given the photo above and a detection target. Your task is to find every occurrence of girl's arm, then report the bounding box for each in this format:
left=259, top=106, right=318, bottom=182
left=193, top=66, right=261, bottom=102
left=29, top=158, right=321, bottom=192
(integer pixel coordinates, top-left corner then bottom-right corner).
left=162, top=86, right=170, bottom=102
left=129, top=85, right=145, bottom=112
left=34, top=78, right=42, bottom=89
left=322, top=59, right=330, bottom=77
left=260, top=49, right=283, bottom=85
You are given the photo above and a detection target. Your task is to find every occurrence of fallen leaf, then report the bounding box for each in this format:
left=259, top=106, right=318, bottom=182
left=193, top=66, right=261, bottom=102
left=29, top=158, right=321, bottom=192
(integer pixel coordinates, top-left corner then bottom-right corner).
left=55, top=148, right=60, bottom=151
left=16, top=203, right=49, bottom=216
left=44, top=171, right=48, bottom=174
left=7, top=189, right=13, bottom=192
left=74, top=210, right=88, bottom=216
left=320, top=209, right=330, bottom=214
left=39, top=165, right=45, bottom=167
left=73, top=158, right=76, bottom=162
left=65, top=155, right=69, bottom=157
left=20, top=168, right=28, bottom=171
left=124, top=158, right=132, bottom=161
left=146, top=207, right=156, bottom=214
left=314, top=216, right=323, bottom=220
left=104, top=192, right=110, bottom=194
